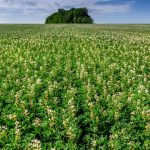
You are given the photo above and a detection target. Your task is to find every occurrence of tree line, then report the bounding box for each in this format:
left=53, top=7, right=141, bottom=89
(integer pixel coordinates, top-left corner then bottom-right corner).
left=45, top=8, right=93, bottom=24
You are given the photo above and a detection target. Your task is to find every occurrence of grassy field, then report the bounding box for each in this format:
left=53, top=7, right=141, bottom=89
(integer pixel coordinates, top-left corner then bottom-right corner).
left=0, top=24, right=149, bottom=149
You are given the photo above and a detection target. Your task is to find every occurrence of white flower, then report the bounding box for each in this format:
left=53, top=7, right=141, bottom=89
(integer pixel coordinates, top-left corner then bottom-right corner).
left=36, top=79, right=41, bottom=85
left=28, top=139, right=42, bottom=150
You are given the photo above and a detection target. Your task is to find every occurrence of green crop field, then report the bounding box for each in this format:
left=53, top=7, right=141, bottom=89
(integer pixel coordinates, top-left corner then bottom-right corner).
left=0, top=24, right=149, bottom=149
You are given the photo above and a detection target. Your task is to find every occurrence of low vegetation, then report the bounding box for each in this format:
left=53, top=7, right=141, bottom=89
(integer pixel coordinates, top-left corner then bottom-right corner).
left=0, top=24, right=149, bottom=149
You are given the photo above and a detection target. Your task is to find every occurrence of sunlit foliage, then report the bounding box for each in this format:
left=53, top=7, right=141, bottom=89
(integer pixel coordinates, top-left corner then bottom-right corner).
left=0, top=24, right=149, bottom=149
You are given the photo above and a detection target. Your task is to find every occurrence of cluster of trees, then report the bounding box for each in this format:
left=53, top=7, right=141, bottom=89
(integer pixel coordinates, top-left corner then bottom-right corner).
left=45, top=7, right=93, bottom=24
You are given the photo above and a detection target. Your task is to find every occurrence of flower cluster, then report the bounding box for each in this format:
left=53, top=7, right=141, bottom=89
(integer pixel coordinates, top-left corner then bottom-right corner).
left=0, top=24, right=149, bottom=149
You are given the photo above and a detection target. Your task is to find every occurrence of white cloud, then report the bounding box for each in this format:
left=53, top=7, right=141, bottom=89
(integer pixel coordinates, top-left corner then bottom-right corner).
left=0, top=0, right=132, bottom=11
left=0, top=0, right=133, bottom=23
left=91, top=4, right=131, bottom=13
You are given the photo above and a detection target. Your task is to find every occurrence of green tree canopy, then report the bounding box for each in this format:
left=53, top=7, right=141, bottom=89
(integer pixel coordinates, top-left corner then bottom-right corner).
left=45, top=7, right=93, bottom=24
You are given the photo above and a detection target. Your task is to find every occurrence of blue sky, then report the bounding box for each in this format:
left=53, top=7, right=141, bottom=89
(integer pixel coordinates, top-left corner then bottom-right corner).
left=0, top=0, right=149, bottom=24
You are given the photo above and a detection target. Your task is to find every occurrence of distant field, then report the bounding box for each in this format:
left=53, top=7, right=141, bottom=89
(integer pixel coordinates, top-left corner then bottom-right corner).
left=0, top=25, right=149, bottom=149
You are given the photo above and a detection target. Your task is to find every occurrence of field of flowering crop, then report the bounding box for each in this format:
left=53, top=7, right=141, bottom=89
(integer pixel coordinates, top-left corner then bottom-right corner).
left=0, top=24, right=149, bottom=149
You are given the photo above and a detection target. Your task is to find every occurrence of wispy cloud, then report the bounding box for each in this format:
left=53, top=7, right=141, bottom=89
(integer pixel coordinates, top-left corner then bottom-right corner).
left=0, top=0, right=134, bottom=23
left=0, top=0, right=133, bottom=12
